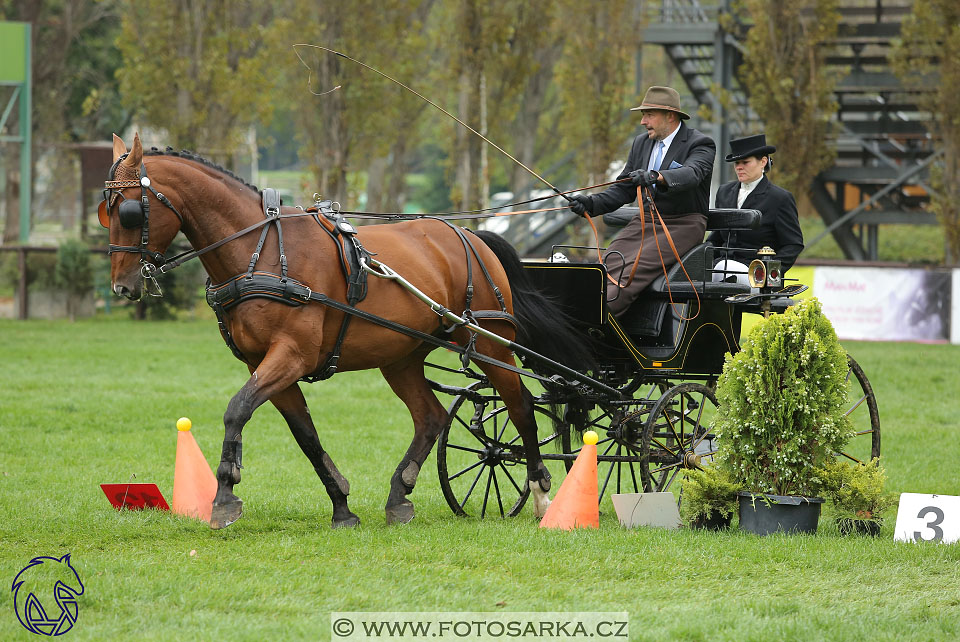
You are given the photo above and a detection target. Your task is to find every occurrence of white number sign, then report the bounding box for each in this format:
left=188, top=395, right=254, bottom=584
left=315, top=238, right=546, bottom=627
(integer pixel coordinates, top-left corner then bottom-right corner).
left=894, top=493, right=960, bottom=544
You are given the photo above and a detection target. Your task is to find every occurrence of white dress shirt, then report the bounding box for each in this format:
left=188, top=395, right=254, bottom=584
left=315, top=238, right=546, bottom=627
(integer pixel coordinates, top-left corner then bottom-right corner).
left=737, top=176, right=763, bottom=208
left=651, top=124, right=681, bottom=170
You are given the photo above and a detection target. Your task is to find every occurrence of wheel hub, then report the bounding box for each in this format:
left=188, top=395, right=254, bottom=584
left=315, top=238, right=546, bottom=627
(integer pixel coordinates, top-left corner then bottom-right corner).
left=478, top=445, right=503, bottom=465
left=682, top=451, right=701, bottom=468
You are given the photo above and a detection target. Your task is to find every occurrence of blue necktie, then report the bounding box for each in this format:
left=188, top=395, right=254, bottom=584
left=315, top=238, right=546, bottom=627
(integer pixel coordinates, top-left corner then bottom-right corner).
left=650, top=141, right=665, bottom=171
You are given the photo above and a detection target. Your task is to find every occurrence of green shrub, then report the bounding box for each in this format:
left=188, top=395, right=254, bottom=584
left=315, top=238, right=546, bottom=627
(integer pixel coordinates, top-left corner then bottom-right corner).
left=714, top=298, right=853, bottom=496
left=55, top=239, right=94, bottom=295
left=680, top=465, right=741, bottom=523
left=816, top=457, right=894, bottom=520
left=0, top=250, right=58, bottom=290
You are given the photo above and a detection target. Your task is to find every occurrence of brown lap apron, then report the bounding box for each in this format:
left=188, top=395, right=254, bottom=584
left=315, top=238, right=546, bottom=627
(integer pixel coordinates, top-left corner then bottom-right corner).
left=603, top=211, right=707, bottom=317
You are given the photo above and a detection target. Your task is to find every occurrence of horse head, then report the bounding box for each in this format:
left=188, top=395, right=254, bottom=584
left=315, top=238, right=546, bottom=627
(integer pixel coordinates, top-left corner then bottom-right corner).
left=99, top=133, right=186, bottom=300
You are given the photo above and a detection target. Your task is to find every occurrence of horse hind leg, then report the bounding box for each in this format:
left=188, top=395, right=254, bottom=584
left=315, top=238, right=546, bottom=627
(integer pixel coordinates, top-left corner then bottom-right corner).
left=380, top=355, right=449, bottom=525
left=474, top=346, right=553, bottom=519
left=271, top=384, right=359, bottom=528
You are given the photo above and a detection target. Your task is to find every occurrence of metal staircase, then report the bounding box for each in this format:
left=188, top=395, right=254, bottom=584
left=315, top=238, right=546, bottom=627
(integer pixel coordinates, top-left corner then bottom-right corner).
left=645, top=0, right=937, bottom=260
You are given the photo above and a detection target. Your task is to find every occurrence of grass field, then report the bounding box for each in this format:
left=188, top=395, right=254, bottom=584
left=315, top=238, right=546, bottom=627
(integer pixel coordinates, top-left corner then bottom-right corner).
left=2, top=318, right=960, bottom=641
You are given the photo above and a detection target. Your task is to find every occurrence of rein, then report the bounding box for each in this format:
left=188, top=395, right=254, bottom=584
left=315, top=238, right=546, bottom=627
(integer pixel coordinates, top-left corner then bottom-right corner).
left=581, top=184, right=701, bottom=322
left=335, top=177, right=634, bottom=220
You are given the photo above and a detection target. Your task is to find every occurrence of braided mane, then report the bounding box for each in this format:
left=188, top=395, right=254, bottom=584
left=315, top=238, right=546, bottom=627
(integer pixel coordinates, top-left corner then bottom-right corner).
left=145, top=146, right=261, bottom=193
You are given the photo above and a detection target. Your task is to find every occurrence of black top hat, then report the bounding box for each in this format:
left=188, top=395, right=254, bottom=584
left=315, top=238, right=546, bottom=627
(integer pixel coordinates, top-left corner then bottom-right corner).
left=725, top=134, right=777, bottom=162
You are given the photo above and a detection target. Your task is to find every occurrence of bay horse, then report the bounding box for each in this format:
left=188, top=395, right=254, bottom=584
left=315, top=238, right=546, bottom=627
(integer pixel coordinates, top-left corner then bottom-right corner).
left=100, top=133, right=590, bottom=529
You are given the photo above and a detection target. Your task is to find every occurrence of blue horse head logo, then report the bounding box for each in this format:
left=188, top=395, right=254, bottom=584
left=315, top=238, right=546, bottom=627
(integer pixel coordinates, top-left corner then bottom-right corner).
left=12, top=554, right=84, bottom=636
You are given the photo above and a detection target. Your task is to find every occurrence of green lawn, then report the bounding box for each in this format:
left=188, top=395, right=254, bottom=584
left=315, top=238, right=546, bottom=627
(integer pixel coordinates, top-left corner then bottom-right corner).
left=798, top=215, right=947, bottom=264
left=1, top=319, right=959, bottom=641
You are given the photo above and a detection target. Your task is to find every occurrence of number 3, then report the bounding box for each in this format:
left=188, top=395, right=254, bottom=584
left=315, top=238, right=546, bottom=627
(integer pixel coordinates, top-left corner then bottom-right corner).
left=913, top=506, right=945, bottom=542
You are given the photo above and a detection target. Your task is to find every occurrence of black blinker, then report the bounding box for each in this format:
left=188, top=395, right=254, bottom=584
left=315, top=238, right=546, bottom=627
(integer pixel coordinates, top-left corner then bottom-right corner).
left=118, top=198, right=145, bottom=229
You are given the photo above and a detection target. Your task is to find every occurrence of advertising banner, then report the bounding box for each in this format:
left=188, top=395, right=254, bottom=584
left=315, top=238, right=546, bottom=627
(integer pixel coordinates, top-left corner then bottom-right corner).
left=813, top=267, right=951, bottom=342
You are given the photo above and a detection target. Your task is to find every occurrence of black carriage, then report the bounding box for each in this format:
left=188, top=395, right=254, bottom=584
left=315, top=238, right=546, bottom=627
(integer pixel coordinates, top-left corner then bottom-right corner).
left=433, top=208, right=881, bottom=518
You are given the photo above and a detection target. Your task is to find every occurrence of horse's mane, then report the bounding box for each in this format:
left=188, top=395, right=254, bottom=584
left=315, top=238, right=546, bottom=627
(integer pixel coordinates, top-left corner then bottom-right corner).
left=145, top=147, right=261, bottom=193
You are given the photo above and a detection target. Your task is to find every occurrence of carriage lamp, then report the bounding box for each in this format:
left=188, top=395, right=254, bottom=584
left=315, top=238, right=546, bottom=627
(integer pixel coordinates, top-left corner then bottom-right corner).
left=748, top=259, right=766, bottom=289
left=747, top=246, right=781, bottom=290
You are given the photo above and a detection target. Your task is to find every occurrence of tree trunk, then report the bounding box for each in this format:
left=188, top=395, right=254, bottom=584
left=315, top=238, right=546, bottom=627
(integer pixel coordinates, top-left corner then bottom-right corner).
left=456, top=70, right=472, bottom=210
left=385, top=137, right=410, bottom=214
left=366, top=156, right=388, bottom=213
left=479, top=72, right=489, bottom=211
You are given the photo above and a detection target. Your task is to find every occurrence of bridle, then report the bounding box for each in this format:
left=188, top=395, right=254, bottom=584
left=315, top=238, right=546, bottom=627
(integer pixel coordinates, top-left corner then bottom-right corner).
left=98, top=153, right=184, bottom=295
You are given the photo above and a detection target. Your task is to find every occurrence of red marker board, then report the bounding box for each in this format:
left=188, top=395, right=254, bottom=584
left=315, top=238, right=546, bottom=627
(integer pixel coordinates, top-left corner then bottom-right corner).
left=100, top=483, right=170, bottom=511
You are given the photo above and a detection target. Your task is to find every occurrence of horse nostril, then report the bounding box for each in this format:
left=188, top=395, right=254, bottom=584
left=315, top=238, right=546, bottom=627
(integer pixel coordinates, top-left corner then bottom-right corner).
left=114, top=284, right=129, bottom=298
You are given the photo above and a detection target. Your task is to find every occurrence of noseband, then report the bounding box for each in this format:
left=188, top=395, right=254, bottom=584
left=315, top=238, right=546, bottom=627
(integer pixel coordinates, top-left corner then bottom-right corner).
left=100, top=154, right=185, bottom=294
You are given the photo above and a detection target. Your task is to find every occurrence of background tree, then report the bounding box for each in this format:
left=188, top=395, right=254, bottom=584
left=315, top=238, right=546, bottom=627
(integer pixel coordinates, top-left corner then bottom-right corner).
left=891, top=0, right=960, bottom=264
left=282, top=0, right=434, bottom=207
left=554, top=0, right=641, bottom=186
left=0, top=0, right=126, bottom=243
left=115, top=0, right=286, bottom=158
left=735, top=0, right=841, bottom=201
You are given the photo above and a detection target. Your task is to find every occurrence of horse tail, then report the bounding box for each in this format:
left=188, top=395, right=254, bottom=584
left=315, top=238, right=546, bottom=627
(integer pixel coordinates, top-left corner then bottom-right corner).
left=472, top=230, right=596, bottom=376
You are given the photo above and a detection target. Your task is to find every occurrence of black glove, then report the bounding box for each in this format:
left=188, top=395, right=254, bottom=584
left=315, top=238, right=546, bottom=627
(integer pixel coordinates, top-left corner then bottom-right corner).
left=568, top=194, right=592, bottom=217
left=628, top=169, right=659, bottom=188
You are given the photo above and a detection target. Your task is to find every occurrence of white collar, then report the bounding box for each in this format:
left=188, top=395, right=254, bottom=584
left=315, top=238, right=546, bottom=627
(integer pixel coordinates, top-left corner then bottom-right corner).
left=739, top=175, right=763, bottom=193
left=659, top=123, right=681, bottom=152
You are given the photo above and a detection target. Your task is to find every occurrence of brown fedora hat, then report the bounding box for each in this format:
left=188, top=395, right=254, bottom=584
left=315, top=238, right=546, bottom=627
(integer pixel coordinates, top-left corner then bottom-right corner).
left=630, top=86, right=690, bottom=120
left=725, top=134, right=777, bottom=162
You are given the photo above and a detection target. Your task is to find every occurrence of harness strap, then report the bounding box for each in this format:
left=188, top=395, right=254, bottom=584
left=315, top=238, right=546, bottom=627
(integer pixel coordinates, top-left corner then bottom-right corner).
left=460, top=227, right=507, bottom=312
left=202, top=269, right=613, bottom=392
left=430, top=219, right=509, bottom=329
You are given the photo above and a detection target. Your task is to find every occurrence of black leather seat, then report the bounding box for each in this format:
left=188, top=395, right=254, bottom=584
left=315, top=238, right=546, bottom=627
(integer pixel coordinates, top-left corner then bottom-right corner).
left=606, top=208, right=762, bottom=338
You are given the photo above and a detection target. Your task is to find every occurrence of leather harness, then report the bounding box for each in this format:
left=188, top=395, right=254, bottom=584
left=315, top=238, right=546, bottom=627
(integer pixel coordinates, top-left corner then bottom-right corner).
left=205, top=190, right=515, bottom=382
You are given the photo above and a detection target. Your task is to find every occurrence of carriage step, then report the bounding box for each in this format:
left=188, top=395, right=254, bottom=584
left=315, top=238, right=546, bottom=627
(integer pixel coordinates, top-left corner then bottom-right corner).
left=725, top=283, right=808, bottom=304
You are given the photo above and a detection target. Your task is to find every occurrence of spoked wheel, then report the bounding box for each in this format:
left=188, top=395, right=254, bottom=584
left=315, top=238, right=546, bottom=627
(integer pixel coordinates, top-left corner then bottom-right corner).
left=560, top=381, right=667, bottom=502
left=437, top=383, right=562, bottom=518
left=641, top=382, right=719, bottom=492
left=839, top=355, right=881, bottom=463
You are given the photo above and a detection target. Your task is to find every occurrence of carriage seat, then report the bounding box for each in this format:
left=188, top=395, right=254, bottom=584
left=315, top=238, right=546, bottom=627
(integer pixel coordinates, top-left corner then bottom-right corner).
left=612, top=208, right=762, bottom=338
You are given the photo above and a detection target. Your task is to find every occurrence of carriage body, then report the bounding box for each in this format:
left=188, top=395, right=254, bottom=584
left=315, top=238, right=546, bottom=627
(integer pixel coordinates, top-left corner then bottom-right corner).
left=435, top=208, right=881, bottom=518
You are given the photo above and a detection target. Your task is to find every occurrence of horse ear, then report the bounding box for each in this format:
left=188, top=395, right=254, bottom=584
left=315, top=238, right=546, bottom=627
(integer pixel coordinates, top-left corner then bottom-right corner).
left=112, top=133, right=127, bottom=161
left=122, top=132, right=143, bottom=168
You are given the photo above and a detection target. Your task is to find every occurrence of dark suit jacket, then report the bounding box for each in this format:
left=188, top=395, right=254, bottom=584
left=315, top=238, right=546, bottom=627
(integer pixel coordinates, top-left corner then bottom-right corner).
left=707, top=176, right=804, bottom=271
left=588, top=122, right=715, bottom=218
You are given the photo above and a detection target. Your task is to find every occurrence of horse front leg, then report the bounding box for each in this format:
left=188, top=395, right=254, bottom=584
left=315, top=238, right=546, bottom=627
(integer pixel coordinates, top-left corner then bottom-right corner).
left=270, top=383, right=359, bottom=528
left=210, top=348, right=303, bottom=530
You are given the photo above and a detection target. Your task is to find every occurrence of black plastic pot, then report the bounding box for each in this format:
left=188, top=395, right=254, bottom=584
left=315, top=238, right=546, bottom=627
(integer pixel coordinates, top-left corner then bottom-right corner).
left=690, top=511, right=733, bottom=531
left=836, top=517, right=882, bottom=536
left=737, top=492, right=823, bottom=535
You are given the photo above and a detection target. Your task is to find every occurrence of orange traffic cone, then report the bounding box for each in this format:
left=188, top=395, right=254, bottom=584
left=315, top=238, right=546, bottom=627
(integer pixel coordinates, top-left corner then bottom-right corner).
left=171, top=417, right=218, bottom=523
left=539, top=431, right=600, bottom=530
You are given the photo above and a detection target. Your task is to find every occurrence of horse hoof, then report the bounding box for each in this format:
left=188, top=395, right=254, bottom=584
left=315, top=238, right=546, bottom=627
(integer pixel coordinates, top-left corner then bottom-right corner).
left=209, top=500, right=243, bottom=530
left=385, top=502, right=415, bottom=525
left=332, top=513, right=360, bottom=529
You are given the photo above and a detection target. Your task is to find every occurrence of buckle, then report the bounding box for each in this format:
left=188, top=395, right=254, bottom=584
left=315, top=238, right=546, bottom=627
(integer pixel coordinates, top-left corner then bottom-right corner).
left=300, top=286, right=312, bottom=301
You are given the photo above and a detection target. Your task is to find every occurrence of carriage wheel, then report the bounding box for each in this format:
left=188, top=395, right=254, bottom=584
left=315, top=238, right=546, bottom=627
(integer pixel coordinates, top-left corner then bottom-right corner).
left=560, top=381, right=667, bottom=502
left=437, top=384, right=563, bottom=518
left=839, top=355, right=881, bottom=463
left=641, top=383, right=719, bottom=492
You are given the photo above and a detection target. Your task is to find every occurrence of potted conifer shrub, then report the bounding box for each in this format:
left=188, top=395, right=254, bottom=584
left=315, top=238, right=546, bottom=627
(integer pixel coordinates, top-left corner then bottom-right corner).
left=680, top=465, right=741, bottom=530
left=817, top=457, right=893, bottom=536
left=712, top=298, right=853, bottom=535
